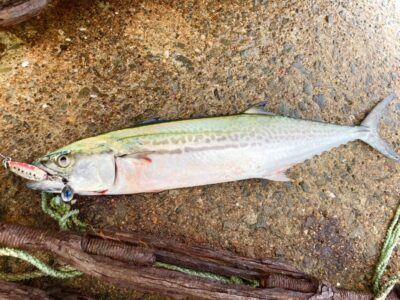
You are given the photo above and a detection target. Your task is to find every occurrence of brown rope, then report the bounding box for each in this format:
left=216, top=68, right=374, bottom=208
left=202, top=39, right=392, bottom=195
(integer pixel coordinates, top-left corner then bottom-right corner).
left=0, top=222, right=399, bottom=299
left=81, top=235, right=155, bottom=266
left=264, top=273, right=317, bottom=293
left=0, top=0, right=50, bottom=26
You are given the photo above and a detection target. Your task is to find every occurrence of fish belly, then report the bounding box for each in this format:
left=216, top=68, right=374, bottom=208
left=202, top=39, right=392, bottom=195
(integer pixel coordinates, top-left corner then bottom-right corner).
left=107, top=145, right=269, bottom=194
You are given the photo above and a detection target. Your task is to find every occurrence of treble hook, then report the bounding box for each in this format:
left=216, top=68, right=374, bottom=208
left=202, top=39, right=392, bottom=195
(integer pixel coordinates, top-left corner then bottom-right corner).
left=0, top=153, right=11, bottom=169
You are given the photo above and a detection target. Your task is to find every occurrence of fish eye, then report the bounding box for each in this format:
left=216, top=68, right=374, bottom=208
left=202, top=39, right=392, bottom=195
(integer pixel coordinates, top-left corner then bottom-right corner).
left=56, top=155, right=70, bottom=168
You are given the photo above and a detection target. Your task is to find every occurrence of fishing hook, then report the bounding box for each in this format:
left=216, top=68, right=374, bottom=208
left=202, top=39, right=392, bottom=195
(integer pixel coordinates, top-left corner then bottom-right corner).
left=0, top=153, right=11, bottom=169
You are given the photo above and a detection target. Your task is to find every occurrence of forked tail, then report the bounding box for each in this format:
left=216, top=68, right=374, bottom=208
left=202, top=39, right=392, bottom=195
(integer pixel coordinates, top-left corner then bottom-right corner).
left=360, top=94, right=399, bottom=162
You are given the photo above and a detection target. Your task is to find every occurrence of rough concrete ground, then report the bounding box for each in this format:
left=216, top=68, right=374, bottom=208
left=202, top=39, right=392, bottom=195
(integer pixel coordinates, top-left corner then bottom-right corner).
left=0, top=0, right=399, bottom=298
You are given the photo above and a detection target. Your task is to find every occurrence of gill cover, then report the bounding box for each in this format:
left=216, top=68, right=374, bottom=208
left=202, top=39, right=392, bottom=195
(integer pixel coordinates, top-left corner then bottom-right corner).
left=68, top=153, right=115, bottom=193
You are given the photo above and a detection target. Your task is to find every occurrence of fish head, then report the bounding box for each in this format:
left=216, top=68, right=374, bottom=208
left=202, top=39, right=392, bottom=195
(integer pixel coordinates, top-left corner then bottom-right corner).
left=27, top=139, right=116, bottom=194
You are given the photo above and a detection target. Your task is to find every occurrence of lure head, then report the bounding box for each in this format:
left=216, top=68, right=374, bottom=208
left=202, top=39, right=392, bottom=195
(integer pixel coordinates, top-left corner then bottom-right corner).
left=27, top=138, right=116, bottom=195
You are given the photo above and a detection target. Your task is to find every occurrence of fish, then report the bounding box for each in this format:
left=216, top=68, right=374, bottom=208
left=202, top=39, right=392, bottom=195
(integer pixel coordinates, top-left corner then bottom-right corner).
left=27, top=94, right=399, bottom=196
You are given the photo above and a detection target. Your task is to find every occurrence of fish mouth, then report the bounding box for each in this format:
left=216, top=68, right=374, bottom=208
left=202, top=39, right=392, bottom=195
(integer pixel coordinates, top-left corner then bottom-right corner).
left=31, top=161, right=63, bottom=177
left=25, top=162, right=66, bottom=193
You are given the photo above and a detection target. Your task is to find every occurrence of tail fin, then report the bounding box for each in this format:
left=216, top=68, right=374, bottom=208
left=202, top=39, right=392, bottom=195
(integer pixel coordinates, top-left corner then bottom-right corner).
left=360, top=94, right=399, bottom=162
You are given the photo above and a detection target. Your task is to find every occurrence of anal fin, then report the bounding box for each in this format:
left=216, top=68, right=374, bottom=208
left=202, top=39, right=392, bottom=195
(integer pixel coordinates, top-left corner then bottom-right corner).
left=244, top=102, right=276, bottom=115
left=263, top=170, right=291, bottom=182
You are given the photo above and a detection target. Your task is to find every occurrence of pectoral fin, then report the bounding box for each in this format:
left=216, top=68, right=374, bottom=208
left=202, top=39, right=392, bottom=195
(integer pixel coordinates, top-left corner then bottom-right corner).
left=119, top=151, right=155, bottom=163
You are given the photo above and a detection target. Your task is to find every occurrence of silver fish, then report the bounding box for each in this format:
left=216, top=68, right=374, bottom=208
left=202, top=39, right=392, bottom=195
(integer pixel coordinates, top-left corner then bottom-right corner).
left=27, top=95, right=399, bottom=195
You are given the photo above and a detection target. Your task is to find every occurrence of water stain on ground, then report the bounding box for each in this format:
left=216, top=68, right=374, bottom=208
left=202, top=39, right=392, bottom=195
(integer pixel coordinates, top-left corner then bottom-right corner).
left=0, top=0, right=399, bottom=298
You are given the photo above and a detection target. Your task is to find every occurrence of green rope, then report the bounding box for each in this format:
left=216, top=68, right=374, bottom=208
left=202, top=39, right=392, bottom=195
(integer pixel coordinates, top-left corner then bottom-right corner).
left=375, top=273, right=400, bottom=300
left=154, top=261, right=260, bottom=287
left=0, top=193, right=88, bottom=281
left=0, top=270, right=46, bottom=281
left=0, top=247, right=82, bottom=281
left=41, top=192, right=87, bottom=231
left=373, top=203, right=400, bottom=299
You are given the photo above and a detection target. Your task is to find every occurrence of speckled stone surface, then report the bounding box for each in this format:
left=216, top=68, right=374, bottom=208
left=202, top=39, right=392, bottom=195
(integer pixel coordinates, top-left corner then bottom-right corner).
left=0, top=0, right=399, bottom=298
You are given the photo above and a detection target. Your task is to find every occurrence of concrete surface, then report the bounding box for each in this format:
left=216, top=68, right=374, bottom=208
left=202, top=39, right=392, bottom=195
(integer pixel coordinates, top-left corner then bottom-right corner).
left=0, top=0, right=399, bottom=298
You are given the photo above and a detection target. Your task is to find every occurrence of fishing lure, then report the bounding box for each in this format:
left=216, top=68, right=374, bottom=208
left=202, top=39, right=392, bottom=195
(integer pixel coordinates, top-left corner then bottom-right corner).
left=1, top=154, right=74, bottom=202
left=1, top=154, right=47, bottom=181
left=7, top=161, right=48, bottom=182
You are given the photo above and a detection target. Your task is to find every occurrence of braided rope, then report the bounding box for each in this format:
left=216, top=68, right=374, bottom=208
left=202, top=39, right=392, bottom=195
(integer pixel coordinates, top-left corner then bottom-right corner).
left=0, top=192, right=87, bottom=281
left=41, top=192, right=86, bottom=231
left=0, top=247, right=82, bottom=280
left=373, top=202, right=400, bottom=299
left=154, top=261, right=259, bottom=287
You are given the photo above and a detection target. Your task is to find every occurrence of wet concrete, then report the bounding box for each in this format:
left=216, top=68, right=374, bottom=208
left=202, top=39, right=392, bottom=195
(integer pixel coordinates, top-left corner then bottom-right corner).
left=0, top=0, right=399, bottom=298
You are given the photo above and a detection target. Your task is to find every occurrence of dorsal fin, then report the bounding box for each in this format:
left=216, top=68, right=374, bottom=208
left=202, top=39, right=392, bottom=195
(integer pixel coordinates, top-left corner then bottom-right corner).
left=244, top=102, right=276, bottom=115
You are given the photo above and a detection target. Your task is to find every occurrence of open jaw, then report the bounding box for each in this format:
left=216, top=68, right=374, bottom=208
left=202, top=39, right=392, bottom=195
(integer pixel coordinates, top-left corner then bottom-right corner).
left=25, top=162, right=66, bottom=193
